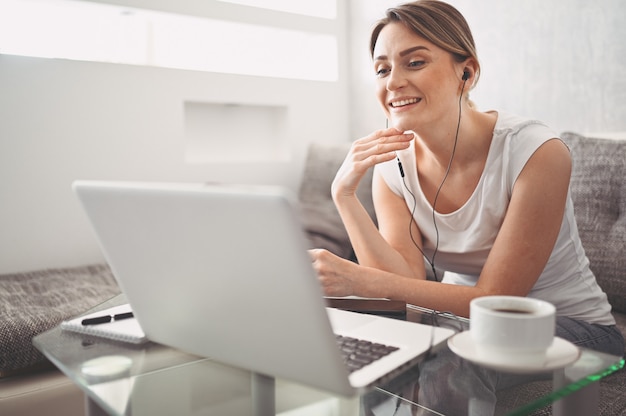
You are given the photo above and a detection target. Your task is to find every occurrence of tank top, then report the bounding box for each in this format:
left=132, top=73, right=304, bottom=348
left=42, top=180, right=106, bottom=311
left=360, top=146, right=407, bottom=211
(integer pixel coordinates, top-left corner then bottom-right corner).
left=375, top=112, right=614, bottom=325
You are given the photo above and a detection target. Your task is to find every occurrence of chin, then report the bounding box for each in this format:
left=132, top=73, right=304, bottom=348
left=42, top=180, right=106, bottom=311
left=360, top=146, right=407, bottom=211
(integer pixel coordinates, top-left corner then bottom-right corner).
left=389, top=119, right=414, bottom=132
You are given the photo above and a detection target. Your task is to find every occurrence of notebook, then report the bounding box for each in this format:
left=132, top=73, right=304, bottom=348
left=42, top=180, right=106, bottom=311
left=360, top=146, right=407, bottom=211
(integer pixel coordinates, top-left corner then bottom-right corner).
left=61, top=304, right=147, bottom=344
left=72, top=180, right=454, bottom=396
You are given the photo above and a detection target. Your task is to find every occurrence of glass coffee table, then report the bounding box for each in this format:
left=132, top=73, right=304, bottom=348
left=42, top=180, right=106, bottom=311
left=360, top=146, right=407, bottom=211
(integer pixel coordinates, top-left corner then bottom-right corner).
left=34, top=295, right=623, bottom=416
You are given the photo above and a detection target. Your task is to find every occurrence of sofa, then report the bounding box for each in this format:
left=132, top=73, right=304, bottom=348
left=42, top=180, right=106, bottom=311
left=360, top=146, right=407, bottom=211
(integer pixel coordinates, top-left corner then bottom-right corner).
left=1, top=132, right=624, bottom=415
left=0, top=265, right=120, bottom=415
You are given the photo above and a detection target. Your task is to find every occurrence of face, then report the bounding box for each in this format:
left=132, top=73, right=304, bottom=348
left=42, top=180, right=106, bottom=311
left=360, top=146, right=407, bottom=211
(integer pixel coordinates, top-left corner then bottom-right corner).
left=373, top=22, right=465, bottom=132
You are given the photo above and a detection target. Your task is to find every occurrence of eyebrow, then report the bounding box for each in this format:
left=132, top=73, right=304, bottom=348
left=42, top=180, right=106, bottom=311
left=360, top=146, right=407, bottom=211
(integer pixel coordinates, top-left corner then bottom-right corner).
left=374, top=46, right=429, bottom=62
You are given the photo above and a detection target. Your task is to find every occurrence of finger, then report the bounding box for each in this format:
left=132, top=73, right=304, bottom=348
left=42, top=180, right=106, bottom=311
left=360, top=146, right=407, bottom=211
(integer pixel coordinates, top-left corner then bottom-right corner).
left=351, top=135, right=413, bottom=166
left=359, top=128, right=412, bottom=145
left=356, top=130, right=413, bottom=154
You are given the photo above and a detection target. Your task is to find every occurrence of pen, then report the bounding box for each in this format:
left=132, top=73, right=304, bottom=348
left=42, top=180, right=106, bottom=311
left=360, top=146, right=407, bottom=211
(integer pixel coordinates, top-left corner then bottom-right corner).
left=81, top=312, right=134, bottom=326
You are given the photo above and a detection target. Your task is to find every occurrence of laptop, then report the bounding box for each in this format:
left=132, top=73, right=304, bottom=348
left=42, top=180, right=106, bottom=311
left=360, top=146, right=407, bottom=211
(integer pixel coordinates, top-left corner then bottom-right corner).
left=73, top=180, right=454, bottom=396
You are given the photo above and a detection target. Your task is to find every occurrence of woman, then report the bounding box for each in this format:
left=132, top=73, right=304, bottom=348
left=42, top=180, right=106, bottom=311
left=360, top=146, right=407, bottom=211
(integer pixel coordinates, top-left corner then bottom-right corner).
left=310, top=0, right=623, bottom=356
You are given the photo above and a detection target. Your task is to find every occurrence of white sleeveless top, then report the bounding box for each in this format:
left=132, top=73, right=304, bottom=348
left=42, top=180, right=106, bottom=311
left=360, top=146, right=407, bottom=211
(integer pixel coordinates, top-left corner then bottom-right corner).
left=375, top=112, right=614, bottom=325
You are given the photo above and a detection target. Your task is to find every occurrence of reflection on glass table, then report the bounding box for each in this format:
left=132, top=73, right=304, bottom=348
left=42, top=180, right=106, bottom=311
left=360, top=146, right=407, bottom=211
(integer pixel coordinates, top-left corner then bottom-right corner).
left=33, top=295, right=624, bottom=416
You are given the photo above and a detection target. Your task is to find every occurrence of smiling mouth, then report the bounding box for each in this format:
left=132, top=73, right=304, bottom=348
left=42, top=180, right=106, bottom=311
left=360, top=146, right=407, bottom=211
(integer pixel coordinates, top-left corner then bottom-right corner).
left=390, top=98, right=421, bottom=108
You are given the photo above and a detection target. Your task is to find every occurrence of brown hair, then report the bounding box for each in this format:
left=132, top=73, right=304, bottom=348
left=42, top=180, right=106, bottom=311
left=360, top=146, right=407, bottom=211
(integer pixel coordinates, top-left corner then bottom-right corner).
left=370, top=0, right=480, bottom=83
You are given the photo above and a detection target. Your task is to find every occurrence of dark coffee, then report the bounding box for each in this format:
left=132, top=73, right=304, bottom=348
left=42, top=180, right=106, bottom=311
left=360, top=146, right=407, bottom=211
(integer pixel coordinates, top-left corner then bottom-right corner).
left=493, top=308, right=533, bottom=314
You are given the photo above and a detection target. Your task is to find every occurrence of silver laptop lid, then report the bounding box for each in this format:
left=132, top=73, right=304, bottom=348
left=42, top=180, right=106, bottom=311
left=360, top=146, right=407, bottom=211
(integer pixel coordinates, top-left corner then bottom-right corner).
left=73, top=180, right=454, bottom=396
left=73, top=181, right=356, bottom=395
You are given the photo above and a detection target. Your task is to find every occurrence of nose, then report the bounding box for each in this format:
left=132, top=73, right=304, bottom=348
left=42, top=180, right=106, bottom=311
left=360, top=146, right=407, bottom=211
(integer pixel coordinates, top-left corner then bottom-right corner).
left=386, top=67, right=407, bottom=91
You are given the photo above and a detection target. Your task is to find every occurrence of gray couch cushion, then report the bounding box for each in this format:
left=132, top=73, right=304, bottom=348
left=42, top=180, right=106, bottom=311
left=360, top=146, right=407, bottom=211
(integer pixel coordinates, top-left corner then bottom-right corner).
left=561, top=132, right=626, bottom=314
left=298, top=141, right=376, bottom=260
left=0, top=264, right=120, bottom=376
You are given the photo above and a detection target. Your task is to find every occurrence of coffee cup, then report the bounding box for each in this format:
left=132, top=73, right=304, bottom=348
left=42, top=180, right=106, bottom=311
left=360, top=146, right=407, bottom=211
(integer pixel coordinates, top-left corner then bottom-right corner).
left=470, top=296, right=556, bottom=365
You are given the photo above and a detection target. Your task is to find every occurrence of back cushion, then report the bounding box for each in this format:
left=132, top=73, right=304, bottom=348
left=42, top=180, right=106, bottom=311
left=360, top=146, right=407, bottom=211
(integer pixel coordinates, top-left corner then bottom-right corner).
left=561, top=132, right=626, bottom=313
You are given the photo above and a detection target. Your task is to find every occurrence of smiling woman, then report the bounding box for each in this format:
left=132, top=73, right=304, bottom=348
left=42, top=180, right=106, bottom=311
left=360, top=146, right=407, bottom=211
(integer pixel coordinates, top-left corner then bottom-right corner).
left=307, top=2, right=623, bottom=413
left=309, top=0, right=623, bottom=359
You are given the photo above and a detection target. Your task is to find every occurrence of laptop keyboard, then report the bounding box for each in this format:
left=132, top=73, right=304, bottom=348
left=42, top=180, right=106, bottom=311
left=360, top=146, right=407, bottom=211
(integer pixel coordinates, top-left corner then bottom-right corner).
left=335, top=335, right=399, bottom=373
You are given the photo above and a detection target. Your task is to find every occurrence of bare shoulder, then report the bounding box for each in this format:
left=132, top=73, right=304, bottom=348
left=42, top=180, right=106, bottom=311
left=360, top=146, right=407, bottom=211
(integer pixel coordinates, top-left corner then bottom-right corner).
left=524, top=138, right=572, bottom=179
left=513, top=138, right=572, bottom=206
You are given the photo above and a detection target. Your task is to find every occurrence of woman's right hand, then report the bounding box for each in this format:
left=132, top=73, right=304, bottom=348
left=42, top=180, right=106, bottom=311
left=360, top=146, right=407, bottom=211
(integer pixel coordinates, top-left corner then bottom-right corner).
left=332, top=128, right=414, bottom=201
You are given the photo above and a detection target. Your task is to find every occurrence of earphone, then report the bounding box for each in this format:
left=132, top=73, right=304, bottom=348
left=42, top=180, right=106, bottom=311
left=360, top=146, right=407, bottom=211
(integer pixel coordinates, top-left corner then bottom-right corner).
left=396, top=69, right=470, bottom=281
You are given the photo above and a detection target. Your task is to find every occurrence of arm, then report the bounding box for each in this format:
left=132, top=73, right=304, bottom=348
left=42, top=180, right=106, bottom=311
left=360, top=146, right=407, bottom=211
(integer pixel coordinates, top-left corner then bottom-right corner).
left=332, top=168, right=425, bottom=279
left=315, top=139, right=571, bottom=318
left=474, top=139, right=572, bottom=297
left=381, top=138, right=572, bottom=316
left=368, top=171, right=428, bottom=279
left=331, top=129, right=417, bottom=278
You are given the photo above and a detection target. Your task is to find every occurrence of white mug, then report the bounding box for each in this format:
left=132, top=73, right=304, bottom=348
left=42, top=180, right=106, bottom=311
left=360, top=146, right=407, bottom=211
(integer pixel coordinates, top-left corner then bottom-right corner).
left=470, top=296, right=556, bottom=365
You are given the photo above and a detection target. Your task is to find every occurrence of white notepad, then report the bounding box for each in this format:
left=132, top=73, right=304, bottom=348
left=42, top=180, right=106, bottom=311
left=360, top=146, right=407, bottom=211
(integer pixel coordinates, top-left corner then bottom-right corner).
left=61, top=304, right=148, bottom=344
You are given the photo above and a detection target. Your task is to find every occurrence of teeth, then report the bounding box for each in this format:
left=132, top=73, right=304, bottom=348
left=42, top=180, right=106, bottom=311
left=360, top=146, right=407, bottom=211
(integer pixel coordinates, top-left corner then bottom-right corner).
left=391, top=98, right=419, bottom=108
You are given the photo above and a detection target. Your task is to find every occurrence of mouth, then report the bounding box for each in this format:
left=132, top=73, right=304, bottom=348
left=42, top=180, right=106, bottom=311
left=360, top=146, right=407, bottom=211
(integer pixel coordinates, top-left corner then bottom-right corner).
left=389, top=97, right=421, bottom=108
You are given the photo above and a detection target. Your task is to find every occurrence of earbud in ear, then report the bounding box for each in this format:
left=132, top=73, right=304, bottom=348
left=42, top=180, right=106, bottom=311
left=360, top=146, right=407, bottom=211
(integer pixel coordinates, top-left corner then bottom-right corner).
left=462, top=70, right=470, bottom=81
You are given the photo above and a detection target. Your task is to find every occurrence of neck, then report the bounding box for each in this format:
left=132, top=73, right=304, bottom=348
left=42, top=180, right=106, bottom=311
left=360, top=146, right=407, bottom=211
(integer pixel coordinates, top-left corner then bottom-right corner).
left=413, top=108, right=494, bottom=170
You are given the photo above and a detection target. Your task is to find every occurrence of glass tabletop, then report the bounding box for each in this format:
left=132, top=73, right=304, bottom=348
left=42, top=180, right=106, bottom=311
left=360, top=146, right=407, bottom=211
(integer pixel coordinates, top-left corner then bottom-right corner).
left=33, top=295, right=624, bottom=416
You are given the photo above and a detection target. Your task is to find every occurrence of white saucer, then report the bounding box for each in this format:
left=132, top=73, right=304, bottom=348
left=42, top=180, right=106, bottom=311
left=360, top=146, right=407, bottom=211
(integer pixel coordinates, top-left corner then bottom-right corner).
left=448, top=332, right=580, bottom=373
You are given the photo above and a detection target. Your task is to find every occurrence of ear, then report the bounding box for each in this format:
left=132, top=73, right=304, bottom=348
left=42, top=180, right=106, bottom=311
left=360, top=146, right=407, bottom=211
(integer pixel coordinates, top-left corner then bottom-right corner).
left=460, top=58, right=480, bottom=85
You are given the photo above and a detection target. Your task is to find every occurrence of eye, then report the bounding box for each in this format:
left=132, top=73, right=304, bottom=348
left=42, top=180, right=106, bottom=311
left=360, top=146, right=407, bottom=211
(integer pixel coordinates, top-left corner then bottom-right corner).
left=408, top=60, right=425, bottom=69
left=375, top=66, right=390, bottom=77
